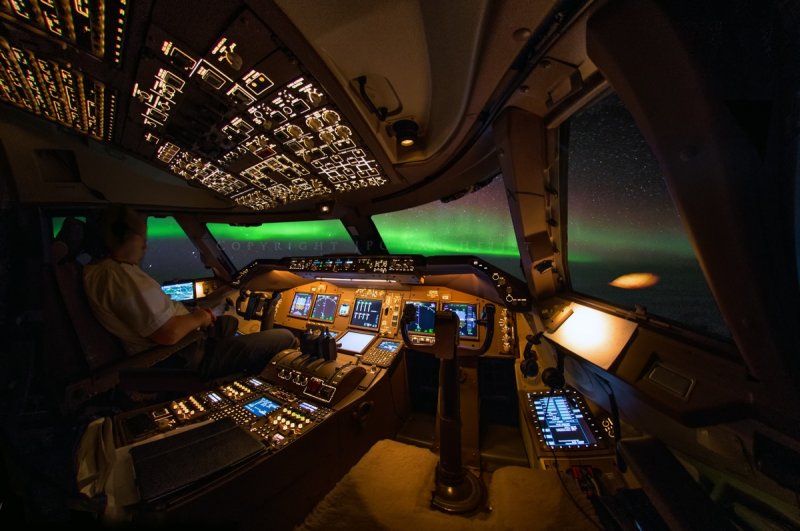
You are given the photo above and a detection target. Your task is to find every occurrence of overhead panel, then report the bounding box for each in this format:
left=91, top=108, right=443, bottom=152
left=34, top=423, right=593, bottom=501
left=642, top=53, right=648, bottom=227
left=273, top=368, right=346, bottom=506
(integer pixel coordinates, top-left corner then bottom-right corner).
left=127, top=11, right=388, bottom=210
left=0, top=0, right=126, bottom=141
left=0, top=1, right=390, bottom=210
left=0, top=0, right=128, bottom=64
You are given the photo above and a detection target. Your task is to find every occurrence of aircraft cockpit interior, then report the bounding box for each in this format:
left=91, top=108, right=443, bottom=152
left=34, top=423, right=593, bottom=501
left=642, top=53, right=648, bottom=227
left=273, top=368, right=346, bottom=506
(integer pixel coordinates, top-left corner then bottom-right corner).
left=1, top=0, right=799, bottom=529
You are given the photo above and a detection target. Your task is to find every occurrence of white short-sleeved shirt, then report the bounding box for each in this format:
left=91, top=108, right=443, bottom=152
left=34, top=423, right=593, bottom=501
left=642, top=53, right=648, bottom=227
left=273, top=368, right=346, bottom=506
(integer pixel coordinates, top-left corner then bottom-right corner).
left=83, top=259, right=188, bottom=354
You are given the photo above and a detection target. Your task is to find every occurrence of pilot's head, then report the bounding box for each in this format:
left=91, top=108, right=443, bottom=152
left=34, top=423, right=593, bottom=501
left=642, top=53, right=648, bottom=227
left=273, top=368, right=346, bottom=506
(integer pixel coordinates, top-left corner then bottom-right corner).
left=102, top=204, right=147, bottom=264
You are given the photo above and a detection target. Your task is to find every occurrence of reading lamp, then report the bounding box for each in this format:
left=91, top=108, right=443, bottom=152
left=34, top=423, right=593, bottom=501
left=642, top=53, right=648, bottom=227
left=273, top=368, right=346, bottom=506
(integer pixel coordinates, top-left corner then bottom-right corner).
left=316, top=200, right=335, bottom=217
left=392, top=119, right=419, bottom=147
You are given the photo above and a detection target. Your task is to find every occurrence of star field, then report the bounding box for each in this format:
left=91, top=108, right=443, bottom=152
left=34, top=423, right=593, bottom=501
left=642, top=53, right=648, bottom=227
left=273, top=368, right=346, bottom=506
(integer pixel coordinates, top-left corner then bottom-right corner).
left=566, top=94, right=728, bottom=337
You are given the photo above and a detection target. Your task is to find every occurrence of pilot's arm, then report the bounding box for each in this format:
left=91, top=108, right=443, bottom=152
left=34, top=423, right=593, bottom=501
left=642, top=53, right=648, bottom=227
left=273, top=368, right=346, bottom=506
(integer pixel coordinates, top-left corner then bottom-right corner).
left=148, top=307, right=213, bottom=345
left=196, top=285, right=237, bottom=317
left=91, top=262, right=214, bottom=347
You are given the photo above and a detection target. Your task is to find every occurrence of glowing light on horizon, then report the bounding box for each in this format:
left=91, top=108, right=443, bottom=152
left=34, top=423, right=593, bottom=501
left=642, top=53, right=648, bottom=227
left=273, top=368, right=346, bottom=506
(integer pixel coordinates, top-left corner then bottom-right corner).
left=609, top=272, right=660, bottom=289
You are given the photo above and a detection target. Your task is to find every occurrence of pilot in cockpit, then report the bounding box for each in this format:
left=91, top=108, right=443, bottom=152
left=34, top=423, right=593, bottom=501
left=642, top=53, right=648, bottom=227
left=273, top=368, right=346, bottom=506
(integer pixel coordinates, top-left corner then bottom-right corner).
left=83, top=204, right=297, bottom=379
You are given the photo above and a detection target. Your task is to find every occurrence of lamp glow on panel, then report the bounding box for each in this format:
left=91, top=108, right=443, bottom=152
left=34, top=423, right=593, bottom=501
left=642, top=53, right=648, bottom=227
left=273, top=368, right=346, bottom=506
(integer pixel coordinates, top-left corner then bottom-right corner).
left=544, top=303, right=637, bottom=370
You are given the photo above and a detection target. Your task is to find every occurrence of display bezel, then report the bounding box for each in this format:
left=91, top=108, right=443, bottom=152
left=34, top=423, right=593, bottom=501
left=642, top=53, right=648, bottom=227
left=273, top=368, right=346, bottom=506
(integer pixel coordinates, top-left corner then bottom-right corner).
left=441, top=301, right=479, bottom=339
left=349, top=297, right=383, bottom=331
left=309, top=293, right=340, bottom=323
left=405, top=300, right=438, bottom=335
left=288, top=291, right=315, bottom=319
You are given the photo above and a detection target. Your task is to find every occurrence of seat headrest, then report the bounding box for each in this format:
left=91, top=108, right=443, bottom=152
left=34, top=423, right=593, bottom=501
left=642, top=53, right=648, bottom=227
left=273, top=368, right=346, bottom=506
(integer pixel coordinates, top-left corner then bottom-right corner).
left=52, top=217, right=86, bottom=264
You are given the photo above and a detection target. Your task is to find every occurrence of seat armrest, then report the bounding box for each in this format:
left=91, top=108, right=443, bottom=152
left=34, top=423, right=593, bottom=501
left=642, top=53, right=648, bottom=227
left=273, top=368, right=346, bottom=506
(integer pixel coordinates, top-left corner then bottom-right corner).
left=63, top=331, right=204, bottom=410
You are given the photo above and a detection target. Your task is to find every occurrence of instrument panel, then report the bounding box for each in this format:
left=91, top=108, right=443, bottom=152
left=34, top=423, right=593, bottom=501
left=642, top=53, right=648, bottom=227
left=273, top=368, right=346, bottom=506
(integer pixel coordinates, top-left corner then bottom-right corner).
left=273, top=281, right=514, bottom=355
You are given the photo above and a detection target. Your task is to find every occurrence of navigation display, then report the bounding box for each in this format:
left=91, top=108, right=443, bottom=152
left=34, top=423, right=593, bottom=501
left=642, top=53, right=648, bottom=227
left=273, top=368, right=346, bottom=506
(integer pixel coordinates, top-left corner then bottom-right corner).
left=161, top=282, right=194, bottom=301
left=244, top=397, right=280, bottom=417
left=406, top=301, right=437, bottom=334
left=338, top=330, right=376, bottom=355
left=289, top=292, right=314, bottom=318
left=310, top=294, right=340, bottom=322
left=350, top=298, right=383, bottom=330
left=527, top=390, right=601, bottom=450
left=441, top=302, right=478, bottom=338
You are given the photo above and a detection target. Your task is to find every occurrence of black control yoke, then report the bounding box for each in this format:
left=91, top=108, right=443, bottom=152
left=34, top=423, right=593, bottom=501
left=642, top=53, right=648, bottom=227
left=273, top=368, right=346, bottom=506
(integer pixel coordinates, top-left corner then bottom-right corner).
left=400, top=303, right=495, bottom=358
left=236, top=289, right=267, bottom=320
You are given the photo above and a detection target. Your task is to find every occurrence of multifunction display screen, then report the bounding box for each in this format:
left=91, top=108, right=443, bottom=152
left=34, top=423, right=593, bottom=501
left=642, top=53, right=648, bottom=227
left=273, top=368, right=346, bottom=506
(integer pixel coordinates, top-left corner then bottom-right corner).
left=350, top=298, right=383, bottom=329
left=244, top=397, right=280, bottom=417
left=161, top=282, right=194, bottom=301
left=289, top=292, right=314, bottom=318
left=375, top=340, right=401, bottom=352
left=406, top=301, right=437, bottom=334
left=441, top=302, right=478, bottom=338
left=527, top=390, right=601, bottom=450
left=310, top=294, right=340, bottom=322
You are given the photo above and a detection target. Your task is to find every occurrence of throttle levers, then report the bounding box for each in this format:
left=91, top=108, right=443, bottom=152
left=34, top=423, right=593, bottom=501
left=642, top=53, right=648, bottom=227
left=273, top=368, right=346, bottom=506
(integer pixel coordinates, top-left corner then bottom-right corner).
left=300, top=326, right=337, bottom=361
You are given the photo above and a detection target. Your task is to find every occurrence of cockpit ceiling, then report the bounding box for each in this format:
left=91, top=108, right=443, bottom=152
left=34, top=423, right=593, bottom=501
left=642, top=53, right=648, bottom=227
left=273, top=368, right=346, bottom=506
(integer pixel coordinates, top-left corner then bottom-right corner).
left=0, top=0, right=572, bottom=214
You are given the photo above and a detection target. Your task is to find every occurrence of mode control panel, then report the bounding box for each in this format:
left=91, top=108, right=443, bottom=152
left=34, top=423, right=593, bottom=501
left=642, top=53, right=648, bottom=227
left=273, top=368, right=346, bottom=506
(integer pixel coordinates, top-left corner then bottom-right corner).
left=286, top=256, right=419, bottom=274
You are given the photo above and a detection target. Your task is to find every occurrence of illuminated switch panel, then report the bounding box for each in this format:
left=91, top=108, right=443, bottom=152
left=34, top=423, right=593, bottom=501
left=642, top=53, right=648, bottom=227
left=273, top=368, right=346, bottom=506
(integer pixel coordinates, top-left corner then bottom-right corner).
left=169, top=152, right=248, bottom=196
left=0, top=0, right=129, bottom=64
left=0, top=36, right=112, bottom=140
left=233, top=189, right=275, bottom=210
left=127, top=9, right=390, bottom=211
left=219, top=380, right=255, bottom=402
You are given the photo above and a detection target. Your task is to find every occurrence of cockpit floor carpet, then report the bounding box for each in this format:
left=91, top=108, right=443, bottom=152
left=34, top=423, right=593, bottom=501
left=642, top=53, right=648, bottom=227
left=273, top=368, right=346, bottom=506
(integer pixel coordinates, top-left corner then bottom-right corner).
left=297, top=438, right=598, bottom=530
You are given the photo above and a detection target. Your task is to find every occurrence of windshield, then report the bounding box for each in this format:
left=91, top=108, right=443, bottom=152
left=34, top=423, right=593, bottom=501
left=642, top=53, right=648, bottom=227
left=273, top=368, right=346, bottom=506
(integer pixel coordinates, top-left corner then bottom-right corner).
left=373, top=175, right=523, bottom=278
left=207, top=219, right=359, bottom=270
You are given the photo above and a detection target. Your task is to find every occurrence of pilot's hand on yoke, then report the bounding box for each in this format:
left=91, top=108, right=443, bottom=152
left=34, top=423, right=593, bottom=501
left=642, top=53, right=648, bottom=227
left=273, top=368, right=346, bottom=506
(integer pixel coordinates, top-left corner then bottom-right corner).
left=192, top=307, right=215, bottom=328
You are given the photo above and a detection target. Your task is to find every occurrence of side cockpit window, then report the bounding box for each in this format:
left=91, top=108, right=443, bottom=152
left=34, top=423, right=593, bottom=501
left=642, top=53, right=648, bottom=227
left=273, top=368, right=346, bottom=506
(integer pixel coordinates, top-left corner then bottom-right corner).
left=52, top=215, right=208, bottom=284
left=142, top=216, right=210, bottom=283
left=564, top=94, right=730, bottom=338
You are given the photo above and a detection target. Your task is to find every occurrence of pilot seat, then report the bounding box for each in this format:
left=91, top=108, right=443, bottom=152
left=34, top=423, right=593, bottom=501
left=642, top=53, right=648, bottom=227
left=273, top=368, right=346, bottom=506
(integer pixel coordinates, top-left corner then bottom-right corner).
left=45, top=216, right=206, bottom=413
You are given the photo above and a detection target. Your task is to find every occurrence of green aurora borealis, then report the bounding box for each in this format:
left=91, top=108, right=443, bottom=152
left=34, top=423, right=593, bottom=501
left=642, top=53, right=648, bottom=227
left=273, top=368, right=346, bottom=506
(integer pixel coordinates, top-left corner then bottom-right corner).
left=206, top=220, right=356, bottom=244
left=373, top=176, right=522, bottom=276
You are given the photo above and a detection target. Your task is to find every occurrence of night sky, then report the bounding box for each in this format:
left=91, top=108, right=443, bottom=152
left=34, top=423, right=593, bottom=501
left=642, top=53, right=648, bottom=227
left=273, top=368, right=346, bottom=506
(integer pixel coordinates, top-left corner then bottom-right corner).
left=142, top=217, right=210, bottom=282
left=567, top=94, right=729, bottom=337
left=208, top=220, right=358, bottom=269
